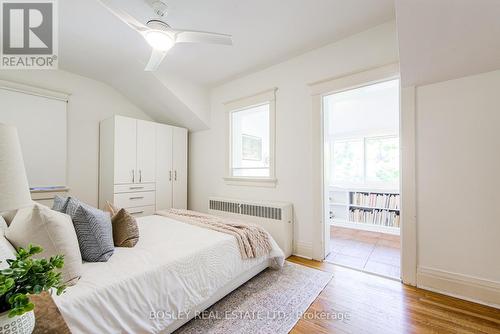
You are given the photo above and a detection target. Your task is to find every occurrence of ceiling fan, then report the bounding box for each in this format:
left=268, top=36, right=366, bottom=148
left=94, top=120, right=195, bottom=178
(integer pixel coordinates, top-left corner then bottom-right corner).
left=97, top=0, right=233, bottom=71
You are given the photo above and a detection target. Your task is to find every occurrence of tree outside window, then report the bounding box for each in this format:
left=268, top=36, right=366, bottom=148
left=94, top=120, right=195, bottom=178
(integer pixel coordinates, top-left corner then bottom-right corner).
left=331, top=135, right=399, bottom=188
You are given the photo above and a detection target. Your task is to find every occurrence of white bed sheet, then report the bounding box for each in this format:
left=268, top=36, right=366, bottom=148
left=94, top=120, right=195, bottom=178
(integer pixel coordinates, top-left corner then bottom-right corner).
left=54, top=214, right=284, bottom=334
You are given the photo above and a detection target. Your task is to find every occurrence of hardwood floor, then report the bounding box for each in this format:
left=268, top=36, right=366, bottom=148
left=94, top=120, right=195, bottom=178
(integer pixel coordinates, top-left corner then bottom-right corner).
left=288, top=256, right=500, bottom=334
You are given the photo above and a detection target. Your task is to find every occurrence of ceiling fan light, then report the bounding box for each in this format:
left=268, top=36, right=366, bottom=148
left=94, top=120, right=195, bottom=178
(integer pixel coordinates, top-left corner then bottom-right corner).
left=144, top=30, right=174, bottom=51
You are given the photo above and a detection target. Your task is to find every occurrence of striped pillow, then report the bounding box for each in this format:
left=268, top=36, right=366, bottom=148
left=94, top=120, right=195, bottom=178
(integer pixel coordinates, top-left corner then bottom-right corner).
left=66, top=198, right=114, bottom=262
left=52, top=195, right=69, bottom=213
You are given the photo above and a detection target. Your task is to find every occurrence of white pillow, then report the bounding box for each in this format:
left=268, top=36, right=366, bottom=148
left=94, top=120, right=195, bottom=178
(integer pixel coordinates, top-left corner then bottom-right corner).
left=0, top=210, right=17, bottom=226
left=5, top=204, right=83, bottom=285
left=0, top=216, right=16, bottom=270
left=0, top=216, right=7, bottom=230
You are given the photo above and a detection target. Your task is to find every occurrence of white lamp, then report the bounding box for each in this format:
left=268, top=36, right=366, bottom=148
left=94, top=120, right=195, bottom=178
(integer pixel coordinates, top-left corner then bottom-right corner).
left=0, top=123, right=32, bottom=212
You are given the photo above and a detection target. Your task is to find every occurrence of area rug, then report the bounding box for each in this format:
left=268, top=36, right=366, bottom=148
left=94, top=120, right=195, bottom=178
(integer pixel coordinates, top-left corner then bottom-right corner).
left=175, top=261, right=333, bottom=334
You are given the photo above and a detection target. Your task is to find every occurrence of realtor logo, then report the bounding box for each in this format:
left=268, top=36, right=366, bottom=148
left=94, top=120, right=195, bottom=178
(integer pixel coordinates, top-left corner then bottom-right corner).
left=1, top=0, right=58, bottom=69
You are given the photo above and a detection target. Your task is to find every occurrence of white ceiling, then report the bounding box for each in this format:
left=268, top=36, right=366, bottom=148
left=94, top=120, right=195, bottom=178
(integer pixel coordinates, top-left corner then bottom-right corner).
left=146, top=0, right=396, bottom=86
left=59, top=0, right=395, bottom=129
left=396, top=0, right=500, bottom=87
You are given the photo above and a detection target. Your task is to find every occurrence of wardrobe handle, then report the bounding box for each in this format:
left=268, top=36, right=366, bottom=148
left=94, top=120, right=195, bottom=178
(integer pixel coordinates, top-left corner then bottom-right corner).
left=174, top=170, right=177, bottom=181
left=132, top=169, right=135, bottom=183
left=129, top=196, right=144, bottom=200
left=139, top=170, right=142, bottom=183
left=169, top=171, right=172, bottom=181
left=129, top=210, right=144, bottom=215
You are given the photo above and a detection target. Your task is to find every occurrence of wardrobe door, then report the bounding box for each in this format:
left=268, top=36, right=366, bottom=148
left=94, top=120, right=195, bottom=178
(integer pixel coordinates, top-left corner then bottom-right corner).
left=136, top=120, right=156, bottom=183
left=155, top=124, right=173, bottom=210
left=172, top=127, right=188, bottom=209
left=114, top=116, right=137, bottom=184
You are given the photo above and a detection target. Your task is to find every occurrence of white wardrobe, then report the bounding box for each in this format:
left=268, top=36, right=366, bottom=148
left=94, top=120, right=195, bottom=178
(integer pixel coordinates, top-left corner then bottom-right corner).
left=99, top=115, right=187, bottom=216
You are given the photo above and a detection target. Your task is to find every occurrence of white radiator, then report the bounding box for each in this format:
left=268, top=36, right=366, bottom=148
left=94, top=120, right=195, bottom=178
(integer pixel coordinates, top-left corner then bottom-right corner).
left=208, top=197, right=293, bottom=257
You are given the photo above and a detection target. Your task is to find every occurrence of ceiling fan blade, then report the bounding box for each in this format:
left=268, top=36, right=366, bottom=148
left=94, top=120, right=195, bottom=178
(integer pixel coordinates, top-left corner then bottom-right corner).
left=174, top=30, right=233, bottom=45
left=144, top=49, right=167, bottom=71
left=97, top=0, right=149, bottom=32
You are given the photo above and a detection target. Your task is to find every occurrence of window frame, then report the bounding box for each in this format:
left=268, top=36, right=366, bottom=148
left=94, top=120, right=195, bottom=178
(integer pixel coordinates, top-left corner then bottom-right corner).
left=224, top=88, right=277, bottom=187
left=331, top=133, right=399, bottom=189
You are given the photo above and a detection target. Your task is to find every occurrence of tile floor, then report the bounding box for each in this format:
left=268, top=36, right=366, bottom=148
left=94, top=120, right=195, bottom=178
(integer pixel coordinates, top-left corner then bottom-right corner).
left=326, top=226, right=401, bottom=279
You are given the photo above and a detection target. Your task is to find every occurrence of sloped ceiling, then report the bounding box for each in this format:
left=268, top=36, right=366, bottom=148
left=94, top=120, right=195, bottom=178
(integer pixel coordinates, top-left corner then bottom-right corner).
left=59, top=0, right=210, bottom=130
left=59, top=0, right=395, bottom=130
left=396, top=0, right=500, bottom=87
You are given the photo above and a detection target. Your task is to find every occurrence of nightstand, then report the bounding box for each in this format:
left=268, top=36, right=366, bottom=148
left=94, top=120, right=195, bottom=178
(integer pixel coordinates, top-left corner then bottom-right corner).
left=30, top=292, right=70, bottom=334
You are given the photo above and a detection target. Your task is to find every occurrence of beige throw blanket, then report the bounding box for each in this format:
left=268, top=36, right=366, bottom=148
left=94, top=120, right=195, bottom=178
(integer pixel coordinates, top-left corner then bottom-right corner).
left=156, top=209, right=272, bottom=259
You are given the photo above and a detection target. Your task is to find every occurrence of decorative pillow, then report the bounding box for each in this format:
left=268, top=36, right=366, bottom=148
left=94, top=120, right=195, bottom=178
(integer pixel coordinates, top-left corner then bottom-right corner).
left=66, top=198, right=114, bottom=262
left=65, top=197, right=82, bottom=218
left=105, top=201, right=119, bottom=216
left=0, top=217, right=16, bottom=270
left=5, top=204, right=82, bottom=285
left=0, top=210, right=17, bottom=226
left=111, top=209, right=139, bottom=247
left=52, top=195, right=70, bottom=213
left=0, top=216, right=7, bottom=231
left=105, top=201, right=139, bottom=247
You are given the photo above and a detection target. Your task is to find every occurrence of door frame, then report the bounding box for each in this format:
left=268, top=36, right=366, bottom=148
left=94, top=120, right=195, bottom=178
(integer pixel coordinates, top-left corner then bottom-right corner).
left=309, top=63, right=417, bottom=285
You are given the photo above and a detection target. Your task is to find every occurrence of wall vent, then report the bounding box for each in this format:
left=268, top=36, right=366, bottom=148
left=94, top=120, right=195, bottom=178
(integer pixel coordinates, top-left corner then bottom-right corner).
left=209, top=199, right=282, bottom=220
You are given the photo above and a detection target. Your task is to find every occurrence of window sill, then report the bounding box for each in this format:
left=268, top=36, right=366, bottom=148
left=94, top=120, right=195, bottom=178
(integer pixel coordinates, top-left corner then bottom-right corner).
left=223, top=176, right=277, bottom=188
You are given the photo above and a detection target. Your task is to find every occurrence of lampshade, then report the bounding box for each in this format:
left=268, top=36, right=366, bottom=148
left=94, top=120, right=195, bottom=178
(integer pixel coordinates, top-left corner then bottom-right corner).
left=0, top=123, right=32, bottom=212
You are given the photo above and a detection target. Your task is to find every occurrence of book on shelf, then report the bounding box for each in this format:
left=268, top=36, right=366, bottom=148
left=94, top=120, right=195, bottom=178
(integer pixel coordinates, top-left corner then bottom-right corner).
left=349, top=208, right=400, bottom=227
left=351, top=192, right=400, bottom=210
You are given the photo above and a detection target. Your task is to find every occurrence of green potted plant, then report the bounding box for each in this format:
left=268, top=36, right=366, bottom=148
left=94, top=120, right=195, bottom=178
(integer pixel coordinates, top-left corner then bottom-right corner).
left=0, top=245, right=66, bottom=334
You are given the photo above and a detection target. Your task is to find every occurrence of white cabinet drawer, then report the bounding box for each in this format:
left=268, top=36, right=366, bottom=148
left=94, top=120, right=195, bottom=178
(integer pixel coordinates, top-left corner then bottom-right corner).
left=114, top=191, right=155, bottom=208
left=127, top=205, right=155, bottom=217
left=114, top=183, right=155, bottom=193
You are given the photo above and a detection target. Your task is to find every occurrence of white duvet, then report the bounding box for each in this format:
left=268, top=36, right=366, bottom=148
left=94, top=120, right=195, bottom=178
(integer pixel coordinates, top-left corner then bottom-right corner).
left=54, top=214, right=284, bottom=334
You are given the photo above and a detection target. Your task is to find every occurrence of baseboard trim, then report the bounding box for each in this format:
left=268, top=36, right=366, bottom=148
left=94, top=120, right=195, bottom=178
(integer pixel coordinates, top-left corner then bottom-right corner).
left=293, top=241, right=313, bottom=259
left=417, top=266, right=500, bottom=308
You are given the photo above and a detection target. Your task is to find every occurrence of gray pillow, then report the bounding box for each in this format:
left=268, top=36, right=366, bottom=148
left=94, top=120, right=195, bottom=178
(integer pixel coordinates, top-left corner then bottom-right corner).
left=52, top=195, right=69, bottom=213
left=65, top=197, right=81, bottom=217
left=66, top=198, right=114, bottom=262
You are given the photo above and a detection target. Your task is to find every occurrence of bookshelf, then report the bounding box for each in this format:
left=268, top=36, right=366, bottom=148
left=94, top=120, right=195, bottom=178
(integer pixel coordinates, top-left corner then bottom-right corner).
left=329, top=187, right=400, bottom=235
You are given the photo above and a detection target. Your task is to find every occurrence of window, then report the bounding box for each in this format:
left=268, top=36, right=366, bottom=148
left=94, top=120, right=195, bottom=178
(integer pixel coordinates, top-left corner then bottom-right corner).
left=231, top=104, right=270, bottom=177
left=332, top=139, right=364, bottom=184
left=226, top=89, right=276, bottom=185
left=365, top=136, right=399, bottom=184
left=324, top=78, right=400, bottom=189
left=331, top=135, right=399, bottom=187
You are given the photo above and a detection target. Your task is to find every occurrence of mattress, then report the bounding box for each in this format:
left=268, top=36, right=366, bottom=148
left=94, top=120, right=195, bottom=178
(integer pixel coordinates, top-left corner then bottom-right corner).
left=54, top=214, right=284, bottom=334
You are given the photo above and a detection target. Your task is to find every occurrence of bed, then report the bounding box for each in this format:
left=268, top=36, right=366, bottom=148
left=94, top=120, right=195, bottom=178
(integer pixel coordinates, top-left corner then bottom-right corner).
left=54, top=214, right=285, bottom=334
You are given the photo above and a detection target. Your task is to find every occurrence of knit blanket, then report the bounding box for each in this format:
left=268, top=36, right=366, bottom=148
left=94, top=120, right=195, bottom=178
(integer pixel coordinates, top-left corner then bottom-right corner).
left=156, top=209, right=272, bottom=259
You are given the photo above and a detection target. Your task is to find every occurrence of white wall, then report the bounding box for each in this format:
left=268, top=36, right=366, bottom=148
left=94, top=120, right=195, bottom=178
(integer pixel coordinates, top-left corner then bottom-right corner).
left=326, top=79, right=400, bottom=137
left=415, top=69, right=500, bottom=303
left=0, top=70, right=152, bottom=207
left=189, top=21, right=399, bottom=257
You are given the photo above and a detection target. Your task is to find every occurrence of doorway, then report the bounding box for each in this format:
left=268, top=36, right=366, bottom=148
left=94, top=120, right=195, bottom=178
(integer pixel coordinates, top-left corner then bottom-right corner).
left=323, top=78, right=401, bottom=279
